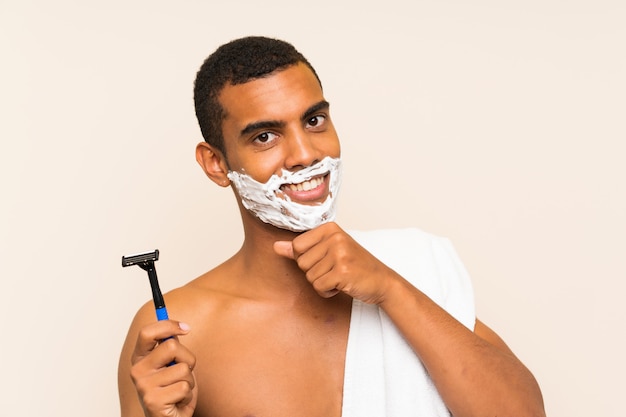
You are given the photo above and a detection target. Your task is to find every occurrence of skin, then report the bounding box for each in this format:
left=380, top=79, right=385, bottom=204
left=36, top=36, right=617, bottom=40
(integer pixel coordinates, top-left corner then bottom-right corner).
left=118, top=63, right=546, bottom=417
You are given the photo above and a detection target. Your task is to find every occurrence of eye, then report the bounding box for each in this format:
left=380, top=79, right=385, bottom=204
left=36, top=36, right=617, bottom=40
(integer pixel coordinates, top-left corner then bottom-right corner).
left=306, top=115, right=326, bottom=129
left=253, top=131, right=278, bottom=145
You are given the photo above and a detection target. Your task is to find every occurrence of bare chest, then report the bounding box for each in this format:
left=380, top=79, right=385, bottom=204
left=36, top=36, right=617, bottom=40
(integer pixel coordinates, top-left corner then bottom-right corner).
left=188, top=299, right=352, bottom=417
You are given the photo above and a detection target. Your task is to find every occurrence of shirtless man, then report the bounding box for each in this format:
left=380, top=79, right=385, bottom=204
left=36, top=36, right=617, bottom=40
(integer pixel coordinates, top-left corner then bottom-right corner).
left=118, top=36, right=545, bottom=417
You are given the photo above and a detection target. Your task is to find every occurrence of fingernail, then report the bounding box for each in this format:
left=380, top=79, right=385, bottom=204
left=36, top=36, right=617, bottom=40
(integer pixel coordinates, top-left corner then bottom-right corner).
left=179, top=322, right=190, bottom=331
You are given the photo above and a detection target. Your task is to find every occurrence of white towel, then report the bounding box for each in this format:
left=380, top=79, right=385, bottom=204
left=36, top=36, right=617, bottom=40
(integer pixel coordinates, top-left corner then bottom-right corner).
left=342, top=228, right=476, bottom=416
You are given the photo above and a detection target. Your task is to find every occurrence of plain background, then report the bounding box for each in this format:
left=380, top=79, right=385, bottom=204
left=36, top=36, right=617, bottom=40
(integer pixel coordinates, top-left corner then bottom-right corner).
left=1, top=1, right=624, bottom=416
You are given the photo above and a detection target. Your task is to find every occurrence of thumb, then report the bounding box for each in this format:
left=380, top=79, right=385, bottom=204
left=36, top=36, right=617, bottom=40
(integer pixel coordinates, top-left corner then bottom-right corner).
left=273, top=240, right=295, bottom=259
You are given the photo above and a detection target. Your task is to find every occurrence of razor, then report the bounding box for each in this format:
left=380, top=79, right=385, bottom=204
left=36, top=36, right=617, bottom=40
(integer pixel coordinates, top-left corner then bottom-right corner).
left=122, top=249, right=169, bottom=321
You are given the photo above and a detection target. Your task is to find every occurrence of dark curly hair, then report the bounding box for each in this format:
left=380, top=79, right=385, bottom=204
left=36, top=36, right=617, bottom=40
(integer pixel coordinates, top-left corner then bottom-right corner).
left=193, top=36, right=322, bottom=157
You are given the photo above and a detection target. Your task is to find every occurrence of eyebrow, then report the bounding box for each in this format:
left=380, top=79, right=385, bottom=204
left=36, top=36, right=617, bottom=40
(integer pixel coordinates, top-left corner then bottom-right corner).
left=301, top=100, right=330, bottom=122
left=239, top=100, right=330, bottom=138
left=240, top=120, right=285, bottom=138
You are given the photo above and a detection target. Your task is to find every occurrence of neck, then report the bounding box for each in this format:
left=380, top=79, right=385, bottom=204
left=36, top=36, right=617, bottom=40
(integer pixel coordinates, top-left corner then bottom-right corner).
left=231, top=212, right=317, bottom=301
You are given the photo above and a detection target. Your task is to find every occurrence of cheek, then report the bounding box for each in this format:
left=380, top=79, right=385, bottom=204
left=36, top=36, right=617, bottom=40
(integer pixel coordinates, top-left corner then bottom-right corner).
left=332, top=141, right=341, bottom=158
left=222, top=141, right=283, bottom=184
left=323, top=131, right=341, bottom=158
left=235, top=152, right=285, bottom=184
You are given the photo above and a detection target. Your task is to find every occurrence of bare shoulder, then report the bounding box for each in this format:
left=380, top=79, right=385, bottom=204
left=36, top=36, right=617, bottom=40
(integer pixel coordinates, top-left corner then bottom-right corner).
left=162, top=260, right=243, bottom=322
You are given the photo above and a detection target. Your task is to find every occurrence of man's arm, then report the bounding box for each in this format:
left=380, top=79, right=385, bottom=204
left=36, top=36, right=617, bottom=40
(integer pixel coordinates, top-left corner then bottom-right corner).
left=380, top=275, right=545, bottom=417
left=274, top=222, right=545, bottom=417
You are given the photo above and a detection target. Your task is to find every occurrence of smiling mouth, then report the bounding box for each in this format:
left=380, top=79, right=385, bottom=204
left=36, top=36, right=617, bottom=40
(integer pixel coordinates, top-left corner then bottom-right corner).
left=282, top=174, right=326, bottom=192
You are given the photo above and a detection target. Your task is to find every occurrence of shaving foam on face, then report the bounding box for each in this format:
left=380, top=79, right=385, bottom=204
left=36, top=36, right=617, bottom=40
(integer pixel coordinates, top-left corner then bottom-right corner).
left=227, top=156, right=342, bottom=232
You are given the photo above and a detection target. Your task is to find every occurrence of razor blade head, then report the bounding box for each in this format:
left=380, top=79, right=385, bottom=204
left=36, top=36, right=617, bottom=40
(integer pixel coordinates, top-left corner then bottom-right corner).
left=122, top=249, right=159, bottom=267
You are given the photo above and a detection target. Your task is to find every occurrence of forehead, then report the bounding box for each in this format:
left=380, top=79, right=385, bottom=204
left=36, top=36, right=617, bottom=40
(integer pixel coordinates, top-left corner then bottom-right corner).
left=218, top=63, right=325, bottom=133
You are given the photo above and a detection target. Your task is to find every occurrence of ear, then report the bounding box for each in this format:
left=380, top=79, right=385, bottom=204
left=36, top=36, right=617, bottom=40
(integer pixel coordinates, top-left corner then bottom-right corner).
left=195, top=142, right=231, bottom=187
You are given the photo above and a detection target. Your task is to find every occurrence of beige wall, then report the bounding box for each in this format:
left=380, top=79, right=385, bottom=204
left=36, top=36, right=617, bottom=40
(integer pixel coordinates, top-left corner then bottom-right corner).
left=1, top=1, right=624, bottom=415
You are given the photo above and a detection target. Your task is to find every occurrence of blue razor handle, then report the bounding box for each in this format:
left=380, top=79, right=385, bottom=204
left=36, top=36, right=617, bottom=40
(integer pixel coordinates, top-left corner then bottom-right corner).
left=156, top=306, right=176, bottom=366
left=156, top=306, right=169, bottom=321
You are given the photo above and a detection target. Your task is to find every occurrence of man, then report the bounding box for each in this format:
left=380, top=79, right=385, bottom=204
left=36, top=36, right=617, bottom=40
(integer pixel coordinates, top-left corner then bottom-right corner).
left=118, top=36, right=545, bottom=417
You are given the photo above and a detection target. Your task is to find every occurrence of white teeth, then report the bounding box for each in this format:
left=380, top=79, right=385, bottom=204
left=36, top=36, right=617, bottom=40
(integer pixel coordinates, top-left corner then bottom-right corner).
left=287, top=176, right=322, bottom=192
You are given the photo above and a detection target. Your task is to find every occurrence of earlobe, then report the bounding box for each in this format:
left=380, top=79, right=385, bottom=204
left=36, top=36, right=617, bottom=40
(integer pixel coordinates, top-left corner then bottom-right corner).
left=195, top=142, right=231, bottom=187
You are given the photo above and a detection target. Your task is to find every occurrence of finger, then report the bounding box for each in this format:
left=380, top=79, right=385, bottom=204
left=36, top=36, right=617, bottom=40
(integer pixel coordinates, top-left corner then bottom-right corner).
left=157, top=362, right=196, bottom=391
left=320, top=288, right=340, bottom=298
left=273, top=241, right=295, bottom=259
left=290, top=223, right=334, bottom=256
left=136, top=337, right=197, bottom=370
left=155, top=338, right=196, bottom=369
left=141, top=378, right=195, bottom=415
left=294, top=239, right=329, bottom=273
left=131, top=349, right=197, bottom=407
left=133, top=321, right=191, bottom=362
left=309, top=269, right=342, bottom=297
left=134, top=358, right=195, bottom=391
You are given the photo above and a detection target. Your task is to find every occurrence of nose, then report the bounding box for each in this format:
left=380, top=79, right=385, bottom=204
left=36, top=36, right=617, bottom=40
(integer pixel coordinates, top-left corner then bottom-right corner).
left=284, top=130, right=320, bottom=170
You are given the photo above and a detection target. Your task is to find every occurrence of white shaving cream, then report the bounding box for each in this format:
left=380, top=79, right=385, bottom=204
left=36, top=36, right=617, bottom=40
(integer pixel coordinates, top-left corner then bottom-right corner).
left=227, top=156, right=342, bottom=232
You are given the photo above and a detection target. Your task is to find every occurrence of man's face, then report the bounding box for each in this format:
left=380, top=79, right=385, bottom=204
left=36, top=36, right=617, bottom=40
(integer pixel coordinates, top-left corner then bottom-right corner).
left=219, top=63, right=341, bottom=216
